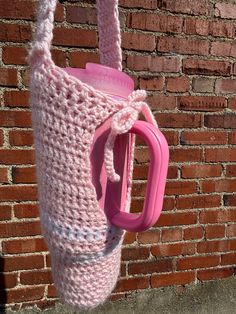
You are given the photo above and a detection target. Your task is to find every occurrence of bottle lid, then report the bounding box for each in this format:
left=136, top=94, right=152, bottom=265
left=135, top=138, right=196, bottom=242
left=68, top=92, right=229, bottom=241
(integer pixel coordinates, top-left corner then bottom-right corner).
left=64, top=63, right=134, bottom=99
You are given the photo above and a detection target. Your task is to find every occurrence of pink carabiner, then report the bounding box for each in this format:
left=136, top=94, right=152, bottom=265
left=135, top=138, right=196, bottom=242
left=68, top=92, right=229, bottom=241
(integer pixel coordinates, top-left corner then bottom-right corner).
left=106, top=121, right=169, bottom=232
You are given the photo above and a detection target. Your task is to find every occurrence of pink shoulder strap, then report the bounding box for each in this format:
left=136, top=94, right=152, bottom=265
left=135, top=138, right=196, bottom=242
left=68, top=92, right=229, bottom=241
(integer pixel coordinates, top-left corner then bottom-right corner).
left=29, top=0, right=122, bottom=70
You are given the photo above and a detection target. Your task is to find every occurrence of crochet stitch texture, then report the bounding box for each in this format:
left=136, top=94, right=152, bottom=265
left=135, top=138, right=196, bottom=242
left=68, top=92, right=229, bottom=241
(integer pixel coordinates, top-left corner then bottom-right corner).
left=28, top=0, right=157, bottom=310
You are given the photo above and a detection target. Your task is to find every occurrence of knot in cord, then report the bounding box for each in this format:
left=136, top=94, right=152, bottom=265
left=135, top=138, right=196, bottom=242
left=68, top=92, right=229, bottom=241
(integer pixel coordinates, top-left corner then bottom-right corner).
left=104, top=90, right=157, bottom=182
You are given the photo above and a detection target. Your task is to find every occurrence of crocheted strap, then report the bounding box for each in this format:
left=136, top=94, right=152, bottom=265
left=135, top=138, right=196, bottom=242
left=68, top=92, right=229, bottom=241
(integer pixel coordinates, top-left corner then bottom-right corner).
left=29, top=0, right=122, bottom=70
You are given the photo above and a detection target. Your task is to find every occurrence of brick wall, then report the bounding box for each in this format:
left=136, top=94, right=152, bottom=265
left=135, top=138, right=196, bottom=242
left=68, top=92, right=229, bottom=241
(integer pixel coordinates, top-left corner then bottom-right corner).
left=0, top=0, right=236, bottom=311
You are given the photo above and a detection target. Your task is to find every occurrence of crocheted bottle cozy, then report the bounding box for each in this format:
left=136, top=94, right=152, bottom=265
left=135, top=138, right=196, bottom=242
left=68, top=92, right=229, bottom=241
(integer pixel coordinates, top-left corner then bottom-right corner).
left=28, top=0, right=157, bottom=310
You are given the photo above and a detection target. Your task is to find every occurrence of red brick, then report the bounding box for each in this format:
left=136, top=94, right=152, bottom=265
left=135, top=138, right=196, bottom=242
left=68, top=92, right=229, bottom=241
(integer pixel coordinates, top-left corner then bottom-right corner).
left=127, top=55, right=181, bottom=72
left=162, top=130, right=178, bottom=146
left=162, top=197, right=175, bottom=211
left=134, top=148, right=149, bottom=164
left=9, top=130, right=34, bottom=146
left=66, top=6, right=97, bottom=24
left=158, top=37, right=209, bottom=56
left=151, top=272, right=195, bottom=288
left=224, top=195, right=236, bottom=206
left=12, top=166, right=36, bottom=184
left=0, top=68, right=18, bottom=87
left=0, top=167, right=8, bottom=183
left=226, top=165, right=236, bottom=177
left=0, top=111, right=32, bottom=127
left=4, top=90, right=29, bottom=107
left=130, top=13, right=182, bottom=33
left=21, top=68, right=30, bottom=87
left=197, top=240, right=236, bottom=253
left=47, top=284, right=57, bottom=298
left=51, top=49, right=67, bottom=67
left=53, top=27, right=97, bottom=48
left=206, top=225, right=225, bottom=239
left=14, top=203, right=39, bottom=219
left=151, top=243, right=195, bottom=257
left=181, top=165, right=222, bottom=178
left=155, top=212, right=198, bottom=227
left=211, top=41, right=236, bottom=57
left=215, top=2, right=236, bottom=19
left=0, top=273, right=17, bottom=289
left=148, top=95, right=177, bottom=110
left=157, top=113, right=201, bottom=128
left=226, top=224, right=236, bottom=237
left=167, top=166, right=178, bottom=179
left=158, top=0, right=210, bottom=15
left=3, top=255, right=44, bottom=272
left=176, top=195, right=221, bottom=210
left=205, top=148, right=236, bottom=162
left=0, top=287, right=44, bottom=303
left=3, top=46, right=27, bottom=65
left=166, top=77, right=190, bottom=93
left=121, top=33, right=156, bottom=51
left=181, top=131, right=227, bottom=145
left=122, top=247, right=150, bottom=261
left=140, top=77, right=164, bottom=91
left=221, top=253, right=236, bottom=265
left=228, top=98, right=236, bottom=110
left=0, top=129, right=3, bottom=146
left=184, top=18, right=209, bottom=36
left=0, top=185, right=37, bottom=201
left=137, top=230, right=160, bottom=244
left=0, top=220, right=41, bottom=238
left=161, top=228, right=182, bottom=242
left=200, top=210, right=236, bottom=224
left=20, top=270, right=53, bottom=285
left=166, top=181, right=198, bottom=196
left=169, top=148, right=203, bottom=163
left=123, top=232, right=136, bottom=245
left=210, top=20, right=235, bottom=38
left=0, top=0, right=35, bottom=20
left=228, top=132, right=236, bottom=145
left=0, top=22, right=31, bottom=43
left=197, top=268, right=235, bottom=281
left=2, top=238, right=48, bottom=254
left=21, top=300, right=57, bottom=311
left=69, top=51, right=99, bottom=68
left=192, top=77, right=215, bottom=93
left=0, top=204, right=11, bottom=220
left=0, top=149, right=35, bottom=165
left=183, top=59, right=231, bottom=76
left=128, top=260, right=173, bottom=275
left=177, top=255, right=220, bottom=270
left=216, top=79, right=236, bottom=94
left=183, top=226, right=204, bottom=240
left=115, top=277, right=150, bottom=292
left=204, top=114, right=236, bottom=129
left=201, top=179, right=236, bottom=193
left=120, top=0, right=157, bottom=9
left=178, top=96, right=226, bottom=111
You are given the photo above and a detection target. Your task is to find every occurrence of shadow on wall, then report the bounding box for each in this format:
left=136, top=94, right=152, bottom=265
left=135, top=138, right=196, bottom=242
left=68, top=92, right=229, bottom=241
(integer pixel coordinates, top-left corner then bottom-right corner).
left=0, top=256, right=7, bottom=312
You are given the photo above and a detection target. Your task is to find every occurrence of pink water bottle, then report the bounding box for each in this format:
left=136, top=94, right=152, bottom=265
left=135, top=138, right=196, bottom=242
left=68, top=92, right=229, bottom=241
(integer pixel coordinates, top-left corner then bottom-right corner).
left=64, top=63, right=169, bottom=232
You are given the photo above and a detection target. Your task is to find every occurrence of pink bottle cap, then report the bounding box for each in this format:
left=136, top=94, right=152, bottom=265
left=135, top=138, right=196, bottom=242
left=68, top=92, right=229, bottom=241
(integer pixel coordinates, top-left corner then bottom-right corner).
left=64, top=63, right=134, bottom=99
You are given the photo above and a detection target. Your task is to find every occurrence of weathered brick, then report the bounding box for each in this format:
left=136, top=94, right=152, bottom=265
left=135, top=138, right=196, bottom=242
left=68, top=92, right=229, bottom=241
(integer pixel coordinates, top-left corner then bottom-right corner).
left=0, top=185, right=37, bottom=201
left=181, top=131, right=227, bottom=145
left=183, top=59, right=231, bottom=76
left=211, top=41, right=236, bottom=57
left=9, top=130, right=34, bottom=146
left=197, top=268, right=234, bottom=281
left=0, top=111, right=32, bottom=127
left=4, top=90, right=29, bottom=107
left=140, top=76, right=164, bottom=91
left=12, top=166, right=36, bottom=183
left=115, top=277, right=150, bottom=292
left=151, top=243, right=195, bottom=257
left=154, top=212, right=198, bottom=227
left=14, top=203, right=39, bottom=219
left=3, top=255, right=44, bottom=272
left=3, top=46, right=27, bottom=65
left=69, top=51, right=99, bottom=68
left=2, top=238, right=48, bottom=254
left=215, top=2, right=236, bottom=19
left=204, top=114, right=236, bottom=129
left=128, top=259, right=173, bottom=275
left=178, top=96, right=226, bottom=111
left=226, top=165, right=236, bottom=177
left=20, top=270, right=53, bottom=285
left=192, top=77, right=215, bottom=93
left=158, top=37, right=209, bottom=55
left=205, top=225, right=225, bottom=239
left=0, top=167, right=9, bottom=183
left=137, top=230, right=160, bottom=244
left=226, top=224, right=236, bottom=237
left=216, top=79, right=236, bottom=94
left=53, top=27, right=97, bottom=47
left=148, top=95, right=177, bottom=110
left=161, top=228, right=182, bottom=242
left=166, top=77, right=190, bottom=93
left=127, top=55, right=181, bottom=72
left=183, top=226, right=204, bottom=240
left=123, top=32, right=156, bottom=51
left=157, top=0, right=210, bottom=16
left=120, top=0, right=157, bottom=9
left=157, top=113, right=201, bottom=128
left=205, top=148, right=236, bottom=162
left=0, top=68, right=18, bottom=87
left=201, top=179, right=236, bottom=193
left=200, top=210, right=236, bottom=224
left=181, top=165, right=222, bottom=178
left=66, top=6, right=97, bottom=24
left=0, top=22, right=31, bottom=43
left=0, top=287, right=44, bottom=303
left=0, top=204, right=12, bottom=221
left=184, top=18, right=209, bottom=36
left=197, top=240, right=236, bottom=253
left=0, top=149, right=35, bottom=165
left=170, top=148, right=203, bottom=163
left=176, top=195, right=221, bottom=210
left=165, top=181, right=197, bottom=195
left=210, top=20, right=235, bottom=38
left=221, top=253, right=236, bottom=265
left=130, top=13, right=183, bottom=33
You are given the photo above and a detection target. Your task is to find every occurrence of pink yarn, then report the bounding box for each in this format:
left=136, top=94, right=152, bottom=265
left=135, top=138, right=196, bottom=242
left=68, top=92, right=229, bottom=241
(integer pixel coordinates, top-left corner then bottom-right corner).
left=28, top=0, right=157, bottom=310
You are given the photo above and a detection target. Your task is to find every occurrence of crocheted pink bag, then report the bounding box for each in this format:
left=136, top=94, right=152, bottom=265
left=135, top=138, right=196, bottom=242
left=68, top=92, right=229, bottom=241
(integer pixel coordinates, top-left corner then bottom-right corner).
left=28, top=0, right=158, bottom=310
